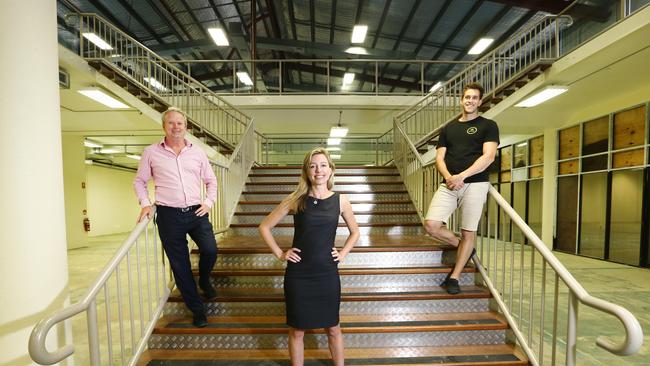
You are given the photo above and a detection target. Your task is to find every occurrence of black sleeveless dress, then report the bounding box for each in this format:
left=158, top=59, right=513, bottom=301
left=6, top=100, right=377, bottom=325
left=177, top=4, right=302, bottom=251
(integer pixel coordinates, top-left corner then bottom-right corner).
left=284, top=193, right=341, bottom=329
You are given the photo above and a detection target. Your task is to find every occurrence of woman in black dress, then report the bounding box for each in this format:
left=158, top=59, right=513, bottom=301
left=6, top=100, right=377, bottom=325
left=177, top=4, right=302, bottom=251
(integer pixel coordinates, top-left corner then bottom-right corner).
left=259, top=147, right=359, bottom=366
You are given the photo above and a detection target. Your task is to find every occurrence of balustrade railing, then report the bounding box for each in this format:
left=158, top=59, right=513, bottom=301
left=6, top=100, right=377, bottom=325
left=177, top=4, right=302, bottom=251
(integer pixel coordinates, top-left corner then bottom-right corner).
left=393, top=121, right=643, bottom=366
left=29, top=210, right=168, bottom=366
left=69, top=13, right=252, bottom=149
left=394, top=15, right=572, bottom=147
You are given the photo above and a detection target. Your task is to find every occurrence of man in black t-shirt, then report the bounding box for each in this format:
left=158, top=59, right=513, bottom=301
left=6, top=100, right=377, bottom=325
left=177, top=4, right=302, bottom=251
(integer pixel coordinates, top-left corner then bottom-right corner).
left=424, top=82, right=499, bottom=294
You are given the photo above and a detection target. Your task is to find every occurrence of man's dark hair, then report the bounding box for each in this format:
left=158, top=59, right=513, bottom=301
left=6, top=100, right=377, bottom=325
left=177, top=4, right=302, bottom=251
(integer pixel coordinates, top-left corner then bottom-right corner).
left=463, top=82, right=484, bottom=99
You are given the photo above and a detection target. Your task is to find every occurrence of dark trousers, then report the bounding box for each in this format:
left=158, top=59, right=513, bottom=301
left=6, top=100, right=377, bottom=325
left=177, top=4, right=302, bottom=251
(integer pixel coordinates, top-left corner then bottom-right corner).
left=155, top=205, right=218, bottom=315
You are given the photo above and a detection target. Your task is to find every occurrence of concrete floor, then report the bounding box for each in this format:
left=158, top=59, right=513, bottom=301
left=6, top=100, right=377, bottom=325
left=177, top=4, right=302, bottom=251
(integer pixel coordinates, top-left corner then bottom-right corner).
left=66, top=232, right=650, bottom=365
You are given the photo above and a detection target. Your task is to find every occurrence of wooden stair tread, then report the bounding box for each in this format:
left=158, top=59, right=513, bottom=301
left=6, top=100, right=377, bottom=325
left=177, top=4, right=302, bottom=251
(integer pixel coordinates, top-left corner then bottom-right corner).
left=246, top=181, right=403, bottom=185
left=238, top=200, right=414, bottom=205
left=141, top=344, right=527, bottom=365
left=230, top=222, right=421, bottom=228
left=196, top=266, right=477, bottom=276
left=213, top=235, right=444, bottom=250
left=242, top=190, right=408, bottom=194
left=205, top=245, right=448, bottom=254
left=249, top=172, right=400, bottom=177
left=234, top=210, right=417, bottom=215
left=153, top=312, right=508, bottom=334
left=168, top=285, right=491, bottom=302
left=252, top=166, right=396, bottom=170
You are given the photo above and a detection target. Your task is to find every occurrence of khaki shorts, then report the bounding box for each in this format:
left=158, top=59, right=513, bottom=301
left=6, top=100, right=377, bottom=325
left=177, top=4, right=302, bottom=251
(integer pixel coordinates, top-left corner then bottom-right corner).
left=425, top=182, right=490, bottom=231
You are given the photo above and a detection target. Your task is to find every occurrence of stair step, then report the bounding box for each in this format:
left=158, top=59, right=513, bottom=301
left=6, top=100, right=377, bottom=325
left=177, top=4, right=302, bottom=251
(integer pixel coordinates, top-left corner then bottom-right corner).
left=141, top=345, right=528, bottom=365
left=245, top=183, right=407, bottom=192
left=154, top=312, right=508, bottom=334
left=168, top=286, right=490, bottom=303
left=237, top=201, right=415, bottom=212
left=240, top=192, right=412, bottom=203
left=232, top=212, right=420, bottom=225
left=229, top=225, right=425, bottom=236
left=251, top=167, right=398, bottom=175
left=205, top=249, right=446, bottom=269
left=190, top=266, right=477, bottom=293
left=149, top=313, right=508, bottom=349
left=248, top=173, right=402, bottom=183
left=201, top=266, right=476, bottom=276
left=165, top=290, right=490, bottom=317
left=211, top=234, right=443, bottom=251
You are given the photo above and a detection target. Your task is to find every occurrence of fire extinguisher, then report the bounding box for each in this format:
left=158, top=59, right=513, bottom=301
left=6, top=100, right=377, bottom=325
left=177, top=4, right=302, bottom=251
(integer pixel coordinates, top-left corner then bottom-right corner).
left=83, top=209, right=91, bottom=232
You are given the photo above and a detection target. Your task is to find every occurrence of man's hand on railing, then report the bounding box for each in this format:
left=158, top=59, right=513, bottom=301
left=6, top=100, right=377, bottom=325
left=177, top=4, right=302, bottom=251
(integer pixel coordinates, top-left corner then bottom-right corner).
left=137, top=205, right=153, bottom=223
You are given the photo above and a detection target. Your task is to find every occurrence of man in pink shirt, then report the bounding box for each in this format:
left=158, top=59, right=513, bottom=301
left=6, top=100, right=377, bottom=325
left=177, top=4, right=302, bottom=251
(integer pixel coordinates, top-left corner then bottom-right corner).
left=134, top=107, right=218, bottom=328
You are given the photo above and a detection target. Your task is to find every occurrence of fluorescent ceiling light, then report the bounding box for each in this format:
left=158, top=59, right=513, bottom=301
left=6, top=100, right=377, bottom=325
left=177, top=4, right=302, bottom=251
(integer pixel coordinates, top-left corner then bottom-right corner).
left=330, top=154, right=341, bottom=160
left=144, top=77, right=168, bottom=92
left=327, top=138, right=341, bottom=146
left=515, top=86, right=568, bottom=107
left=84, top=139, right=103, bottom=148
left=236, top=72, right=254, bottom=86
left=429, top=81, right=443, bottom=92
left=126, top=154, right=141, bottom=160
left=330, top=126, right=348, bottom=137
left=342, top=73, right=355, bottom=86
left=99, top=148, right=120, bottom=154
left=326, top=147, right=341, bottom=151
left=78, top=89, right=129, bottom=109
left=516, top=142, right=528, bottom=147
left=345, top=47, right=368, bottom=55
left=468, top=38, right=494, bottom=55
left=207, top=28, right=229, bottom=46
left=85, top=159, right=93, bottom=165
left=82, top=33, right=113, bottom=50
left=351, top=25, right=368, bottom=43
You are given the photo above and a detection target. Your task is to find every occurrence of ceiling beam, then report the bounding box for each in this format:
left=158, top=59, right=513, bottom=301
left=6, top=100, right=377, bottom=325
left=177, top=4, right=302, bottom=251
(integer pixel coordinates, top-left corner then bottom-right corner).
left=378, top=0, right=422, bottom=81
left=329, top=0, right=337, bottom=44
left=427, top=9, right=535, bottom=91
left=488, top=0, right=611, bottom=21
left=390, top=0, right=478, bottom=92
left=358, top=0, right=393, bottom=91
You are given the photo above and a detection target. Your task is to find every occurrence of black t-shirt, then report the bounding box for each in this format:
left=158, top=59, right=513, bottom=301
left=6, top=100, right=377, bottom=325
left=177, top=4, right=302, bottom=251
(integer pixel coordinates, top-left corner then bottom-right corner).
left=437, top=116, right=500, bottom=183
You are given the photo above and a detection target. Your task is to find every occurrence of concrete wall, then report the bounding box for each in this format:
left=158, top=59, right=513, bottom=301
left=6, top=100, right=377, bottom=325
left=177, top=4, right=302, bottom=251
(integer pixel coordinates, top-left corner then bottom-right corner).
left=62, top=134, right=88, bottom=249
left=85, top=165, right=140, bottom=236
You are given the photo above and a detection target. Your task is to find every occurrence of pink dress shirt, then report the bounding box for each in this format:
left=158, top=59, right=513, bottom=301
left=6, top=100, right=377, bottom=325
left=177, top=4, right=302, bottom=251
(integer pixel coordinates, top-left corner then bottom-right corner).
left=134, top=139, right=218, bottom=208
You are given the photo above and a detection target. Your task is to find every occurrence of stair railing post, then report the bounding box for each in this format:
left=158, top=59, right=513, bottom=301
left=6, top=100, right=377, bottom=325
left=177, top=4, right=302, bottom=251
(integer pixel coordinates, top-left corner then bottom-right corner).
left=87, top=299, right=101, bottom=366
left=555, top=18, right=561, bottom=58
left=78, top=15, right=84, bottom=57
left=566, top=292, right=579, bottom=366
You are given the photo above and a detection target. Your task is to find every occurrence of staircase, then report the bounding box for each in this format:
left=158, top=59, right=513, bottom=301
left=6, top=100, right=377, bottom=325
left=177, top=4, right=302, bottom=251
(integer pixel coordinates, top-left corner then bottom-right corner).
left=140, top=166, right=528, bottom=365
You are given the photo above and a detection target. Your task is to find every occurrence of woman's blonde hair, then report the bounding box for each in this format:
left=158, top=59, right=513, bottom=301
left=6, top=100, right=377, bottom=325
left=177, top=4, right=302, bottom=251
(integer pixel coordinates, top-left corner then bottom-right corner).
left=285, top=147, right=336, bottom=213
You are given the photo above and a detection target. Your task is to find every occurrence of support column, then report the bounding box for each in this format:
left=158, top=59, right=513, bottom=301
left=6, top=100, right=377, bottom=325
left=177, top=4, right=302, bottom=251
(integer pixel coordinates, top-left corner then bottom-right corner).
left=541, top=127, right=558, bottom=248
left=0, top=1, right=70, bottom=365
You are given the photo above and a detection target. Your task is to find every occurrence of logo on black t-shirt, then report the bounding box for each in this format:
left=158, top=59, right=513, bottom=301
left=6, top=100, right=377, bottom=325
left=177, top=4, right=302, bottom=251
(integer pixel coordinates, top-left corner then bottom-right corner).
left=466, top=127, right=478, bottom=135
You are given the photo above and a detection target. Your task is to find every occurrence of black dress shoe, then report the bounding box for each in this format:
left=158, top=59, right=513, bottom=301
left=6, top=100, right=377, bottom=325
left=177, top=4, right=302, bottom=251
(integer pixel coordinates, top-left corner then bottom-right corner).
left=192, top=312, right=208, bottom=328
left=441, top=249, right=477, bottom=286
left=445, top=278, right=461, bottom=295
left=199, top=280, right=218, bottom=300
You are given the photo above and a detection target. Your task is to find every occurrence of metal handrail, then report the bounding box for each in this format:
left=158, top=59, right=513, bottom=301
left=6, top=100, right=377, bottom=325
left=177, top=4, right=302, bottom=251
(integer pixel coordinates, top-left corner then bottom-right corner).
left=29, top=207, right=171, bottom=365
left=29, top=116, right=259, bottom=365
left=210, top=119, right=258, bottom=232
left=392, top=119, right=643, bottom=365
left=478, top=186, right=643, bottom=365
left=392, top=15, right=572, bottom=146
left=69, top=12, right=253, bottom=148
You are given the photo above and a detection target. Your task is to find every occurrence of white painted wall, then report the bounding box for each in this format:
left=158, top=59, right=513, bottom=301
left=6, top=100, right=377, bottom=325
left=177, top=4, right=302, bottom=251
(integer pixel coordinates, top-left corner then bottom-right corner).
left=62, top=134, right=88, bottom=249
left=224, top=95, right=420, bottom=135
left=85, top=165, right=141, bottom=236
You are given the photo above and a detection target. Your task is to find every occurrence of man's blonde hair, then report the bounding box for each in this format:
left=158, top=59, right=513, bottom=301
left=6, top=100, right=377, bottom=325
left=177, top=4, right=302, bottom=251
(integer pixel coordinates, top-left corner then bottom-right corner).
left=161, top=107, right=187, bottom=125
